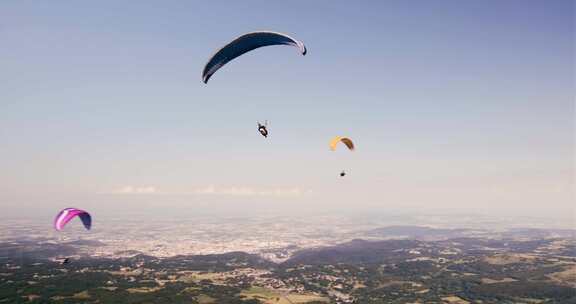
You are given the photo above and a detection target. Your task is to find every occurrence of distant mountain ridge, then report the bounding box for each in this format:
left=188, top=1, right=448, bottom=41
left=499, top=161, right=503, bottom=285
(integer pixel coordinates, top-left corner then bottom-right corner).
left=284, top=239, right=422, bottom=266
left=365, top=225, right=478, bottom=240
left=364, top=225, right=576, bottom=241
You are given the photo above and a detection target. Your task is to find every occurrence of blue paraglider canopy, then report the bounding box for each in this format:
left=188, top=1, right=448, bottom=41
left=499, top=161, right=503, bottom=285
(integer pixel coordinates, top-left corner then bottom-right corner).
left=202, top=31, right=306, bottom=83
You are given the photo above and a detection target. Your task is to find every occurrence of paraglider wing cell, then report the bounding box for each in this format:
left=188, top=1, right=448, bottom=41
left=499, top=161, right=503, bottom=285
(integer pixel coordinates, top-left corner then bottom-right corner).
left=202, top=31, right=306, bottom=83
left=330, top=136, right=355, bottom=151
left=340, top=138, right=354, bottom=150
left=54, top=208, right=92, bottom=231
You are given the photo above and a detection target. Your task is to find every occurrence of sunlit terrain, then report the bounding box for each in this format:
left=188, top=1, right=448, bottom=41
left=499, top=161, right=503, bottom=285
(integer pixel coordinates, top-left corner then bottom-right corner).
left=1, top=212, right=574, bottom=303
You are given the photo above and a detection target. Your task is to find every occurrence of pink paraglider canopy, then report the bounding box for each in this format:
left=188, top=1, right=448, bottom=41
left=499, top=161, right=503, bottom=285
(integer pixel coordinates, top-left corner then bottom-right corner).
left=53, top=208, right=92, bottom=231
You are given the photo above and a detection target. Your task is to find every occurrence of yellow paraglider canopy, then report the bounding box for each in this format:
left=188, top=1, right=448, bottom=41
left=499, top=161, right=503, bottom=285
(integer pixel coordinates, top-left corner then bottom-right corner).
left=329, top=136, right=355, bottom=151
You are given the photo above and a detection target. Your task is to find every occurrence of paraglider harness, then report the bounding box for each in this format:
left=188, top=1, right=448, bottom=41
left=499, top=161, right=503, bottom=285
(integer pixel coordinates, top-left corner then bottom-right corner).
left=258, top=121, right=269, bottom=138
left=56, top=257, right=70, bottom=265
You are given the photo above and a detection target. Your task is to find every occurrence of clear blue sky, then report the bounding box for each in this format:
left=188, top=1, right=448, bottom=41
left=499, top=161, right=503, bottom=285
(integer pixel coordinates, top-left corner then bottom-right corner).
left=0, top=1, right=573, bottom=219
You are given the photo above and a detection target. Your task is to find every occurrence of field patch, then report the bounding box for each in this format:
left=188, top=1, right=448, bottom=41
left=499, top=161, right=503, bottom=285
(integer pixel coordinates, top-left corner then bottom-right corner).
left=241, top=286, right=329, bottom=304
left=484, top=254, right=536, bottom=265
left=546, top=264, right=576, bottom=287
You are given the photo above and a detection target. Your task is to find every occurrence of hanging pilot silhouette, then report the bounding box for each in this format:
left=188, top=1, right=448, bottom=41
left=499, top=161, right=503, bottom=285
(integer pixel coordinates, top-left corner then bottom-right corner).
left=258, top=121, right=269, bottom=138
